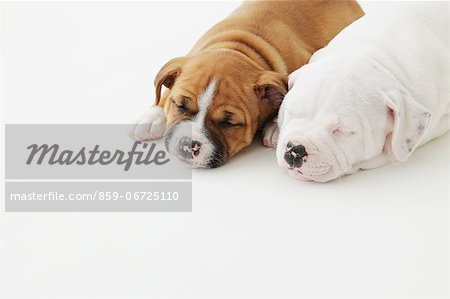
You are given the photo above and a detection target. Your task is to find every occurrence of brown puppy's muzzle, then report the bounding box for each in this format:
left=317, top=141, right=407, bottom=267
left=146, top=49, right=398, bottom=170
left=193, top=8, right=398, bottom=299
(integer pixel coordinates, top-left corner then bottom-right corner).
left=164, top=121, right=229, bottom=168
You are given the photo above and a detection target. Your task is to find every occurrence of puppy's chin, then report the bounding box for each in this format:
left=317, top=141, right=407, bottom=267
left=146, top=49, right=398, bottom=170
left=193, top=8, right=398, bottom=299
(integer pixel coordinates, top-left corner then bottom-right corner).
left=174, top=150, right=228, bottom=169
left=286, top=163, right=341, bottom=182
left=171, top=151, right=227, bottom=169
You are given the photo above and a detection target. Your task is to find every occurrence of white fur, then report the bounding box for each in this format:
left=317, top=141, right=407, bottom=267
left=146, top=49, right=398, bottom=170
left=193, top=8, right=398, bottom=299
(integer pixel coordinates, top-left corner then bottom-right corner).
left=129, top=106, right=166, bottom=141
left=278, top=3, right=449, bottom=182
left=193, top=79, right=216, bottom=129
left=262, top=118, right=279, bottom=148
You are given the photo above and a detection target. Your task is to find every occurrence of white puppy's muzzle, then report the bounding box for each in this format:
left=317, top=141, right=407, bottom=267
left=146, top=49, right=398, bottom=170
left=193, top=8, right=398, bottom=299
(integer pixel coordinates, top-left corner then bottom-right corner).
left=277, top=133, right=342, bottom=182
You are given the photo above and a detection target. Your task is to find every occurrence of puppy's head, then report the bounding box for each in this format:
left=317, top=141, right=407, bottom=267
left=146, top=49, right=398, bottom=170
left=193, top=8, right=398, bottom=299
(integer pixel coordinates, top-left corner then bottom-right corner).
left=277, top=58, right=431, bottom=182
left=155, top=52, right=287, bottom=168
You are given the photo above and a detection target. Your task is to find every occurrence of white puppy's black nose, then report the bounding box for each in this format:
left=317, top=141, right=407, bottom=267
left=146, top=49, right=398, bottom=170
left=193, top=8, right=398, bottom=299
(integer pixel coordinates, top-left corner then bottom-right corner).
left=178, top=137, right=202, bottom=160
left=284, top=142, right=308, bottom=168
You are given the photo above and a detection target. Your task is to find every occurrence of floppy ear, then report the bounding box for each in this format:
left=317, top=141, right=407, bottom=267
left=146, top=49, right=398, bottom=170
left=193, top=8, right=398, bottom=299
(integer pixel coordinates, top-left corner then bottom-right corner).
left=154, top=56, right=186, bottom=105
left=384, top=89, right=431, bottom=161
left=254, top=71, right=288, bottom=108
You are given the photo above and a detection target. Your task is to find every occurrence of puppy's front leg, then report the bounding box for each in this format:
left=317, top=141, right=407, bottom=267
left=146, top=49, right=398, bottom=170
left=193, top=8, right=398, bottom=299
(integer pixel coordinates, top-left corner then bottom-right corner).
left=262, top=118, right=279, bottom=148
left=129, top=91, right=169, bottom=141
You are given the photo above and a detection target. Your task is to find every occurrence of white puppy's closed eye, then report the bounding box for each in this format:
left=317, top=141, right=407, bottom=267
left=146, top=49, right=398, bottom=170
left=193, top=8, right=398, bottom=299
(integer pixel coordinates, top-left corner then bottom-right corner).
left=383, top=89, right=431, bottom=161
left=329, top=122, right=357, bottom=137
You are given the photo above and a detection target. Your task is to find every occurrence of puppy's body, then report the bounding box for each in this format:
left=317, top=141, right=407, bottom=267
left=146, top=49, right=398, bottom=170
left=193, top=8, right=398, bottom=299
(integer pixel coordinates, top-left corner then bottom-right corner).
left=190, top=1, right=362, bottom=74
left=277, top=3, right=449, bottom=182
left=130, top=0, right=363, bottom=168
left=310, top=3, right=449, bottom=143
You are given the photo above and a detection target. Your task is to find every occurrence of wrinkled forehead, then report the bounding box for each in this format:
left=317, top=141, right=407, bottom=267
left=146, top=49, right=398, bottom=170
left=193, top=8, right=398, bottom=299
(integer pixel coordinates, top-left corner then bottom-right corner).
left=288, top=68, right=376, bottom=110
left=172, top=71, right=213, bottom=100
left=178, top=69, right=254, bottom=102
left=284, top=78, right=330, bottom=116
left=285, top=84, right=389, bottom=135
left=178, top=64, right=254, bottom=96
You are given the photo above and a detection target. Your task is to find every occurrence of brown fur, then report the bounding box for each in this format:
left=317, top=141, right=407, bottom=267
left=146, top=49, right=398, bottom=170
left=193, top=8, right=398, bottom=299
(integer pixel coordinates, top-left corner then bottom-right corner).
left=154, top=0, right=364, bottom=161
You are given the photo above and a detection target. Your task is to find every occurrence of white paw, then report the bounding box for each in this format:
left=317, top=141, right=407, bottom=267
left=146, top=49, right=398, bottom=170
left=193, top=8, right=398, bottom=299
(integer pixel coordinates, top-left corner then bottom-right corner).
left=129, top=106, right=167, bottom=141
left=262, top=119, right=279, bottom=148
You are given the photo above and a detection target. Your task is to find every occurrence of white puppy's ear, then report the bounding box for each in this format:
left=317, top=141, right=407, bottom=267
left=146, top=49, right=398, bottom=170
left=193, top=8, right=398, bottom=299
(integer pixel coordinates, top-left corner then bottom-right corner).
left=384, top=89, right=431, bottom=161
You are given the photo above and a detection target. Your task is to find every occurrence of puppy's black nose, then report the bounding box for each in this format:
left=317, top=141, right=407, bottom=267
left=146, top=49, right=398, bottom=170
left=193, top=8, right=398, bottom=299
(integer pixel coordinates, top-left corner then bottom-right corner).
left=178, top=137, right=202, bottom=160
left=284, top=141, right=308, bottom=168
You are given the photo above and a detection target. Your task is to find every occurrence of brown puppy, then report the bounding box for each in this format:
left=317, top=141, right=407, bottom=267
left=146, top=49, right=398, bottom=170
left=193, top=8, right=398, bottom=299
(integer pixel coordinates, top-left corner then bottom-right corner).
left=130, top=0, right=364, bottom=168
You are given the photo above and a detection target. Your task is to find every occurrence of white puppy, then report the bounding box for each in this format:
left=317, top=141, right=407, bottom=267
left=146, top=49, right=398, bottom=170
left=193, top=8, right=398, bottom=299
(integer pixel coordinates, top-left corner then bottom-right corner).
left=275, top=3, right=449, bottom=182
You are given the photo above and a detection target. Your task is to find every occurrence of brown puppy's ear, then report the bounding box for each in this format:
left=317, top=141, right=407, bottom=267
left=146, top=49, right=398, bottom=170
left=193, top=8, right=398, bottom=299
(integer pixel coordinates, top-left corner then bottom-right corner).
left=254, top=71, right=288, bottom=108
left=154, top=56, right=186, bottom=105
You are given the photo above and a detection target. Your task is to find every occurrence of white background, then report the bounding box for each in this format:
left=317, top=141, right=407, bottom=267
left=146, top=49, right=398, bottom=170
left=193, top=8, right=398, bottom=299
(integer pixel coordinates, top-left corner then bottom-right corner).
left=0, top=1, right=448, bottom=298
